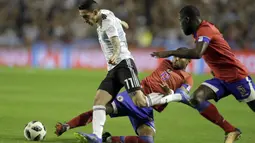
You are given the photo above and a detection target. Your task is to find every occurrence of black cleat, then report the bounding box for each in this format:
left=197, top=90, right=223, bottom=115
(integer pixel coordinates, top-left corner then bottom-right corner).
left=102, top=132, right=112, bottom=143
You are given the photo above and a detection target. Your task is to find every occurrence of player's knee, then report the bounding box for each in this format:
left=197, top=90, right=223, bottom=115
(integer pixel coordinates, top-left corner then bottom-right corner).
left=105, top=104, right=114, bottom=114
left=136, top=98, right=148, bottom=107
left=190, top=92, right=204, bottom=106
left=94, top=90, right=113, bottom=105
left=133, top=97, right=147, bottom=107
left=131, top=91, right=147, bottom=107
left=137, top=124, right=155, bottom=137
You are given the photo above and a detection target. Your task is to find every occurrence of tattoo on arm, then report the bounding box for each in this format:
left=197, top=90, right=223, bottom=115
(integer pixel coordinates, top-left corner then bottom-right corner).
left=110, top=36, right=121, bottom=56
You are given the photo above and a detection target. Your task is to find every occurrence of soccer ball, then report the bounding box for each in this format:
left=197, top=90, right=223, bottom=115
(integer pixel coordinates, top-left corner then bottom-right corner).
left=24, top=121, right=47, bottom=141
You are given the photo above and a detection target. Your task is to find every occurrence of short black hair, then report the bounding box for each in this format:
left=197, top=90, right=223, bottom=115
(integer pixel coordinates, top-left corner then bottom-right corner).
left=78, top=0, right=98, bottom=11
left=180, top=5, right=200, bottom=18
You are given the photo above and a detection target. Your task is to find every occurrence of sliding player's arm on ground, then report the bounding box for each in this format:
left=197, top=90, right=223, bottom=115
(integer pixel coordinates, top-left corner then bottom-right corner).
left=151, top=26, right=214, bottom=59
left=104, top=18, right=121, bottom=65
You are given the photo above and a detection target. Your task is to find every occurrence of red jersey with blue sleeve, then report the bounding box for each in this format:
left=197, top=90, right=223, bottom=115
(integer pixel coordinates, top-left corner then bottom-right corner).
left=141, top=59, right=193, bottom=112
left=194, top=21, right=248, bottom=82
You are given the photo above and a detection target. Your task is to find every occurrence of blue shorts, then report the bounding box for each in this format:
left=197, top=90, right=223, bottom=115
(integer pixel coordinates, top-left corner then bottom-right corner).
left=202, top=76, right=255, bottom=102
left=109, top=91, right=155, bottom=135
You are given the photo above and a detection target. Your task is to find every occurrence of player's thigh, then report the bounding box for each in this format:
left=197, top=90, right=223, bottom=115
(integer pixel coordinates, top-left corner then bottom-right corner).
left=194, top=78, right=228, bottom=102
left=129, top=115, right=155, bottom=136
left=225, top=76, right=255, bottom=103
left=127, top=105, right=155, bottom=135
left=116, top=59, right=141, bottom=93
left=96, top=73, right=123, bottom=105
left=94, top=90, right=113, bottom=105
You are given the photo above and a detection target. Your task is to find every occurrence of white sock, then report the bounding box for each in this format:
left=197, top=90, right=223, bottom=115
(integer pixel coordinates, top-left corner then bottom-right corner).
left=160, top=93, right=182, bottom=104
left=146, top=92, right=182, bottom=107
left=92, top=105, right=106, bottom=139
left=146, top=92, right=165, bottom=107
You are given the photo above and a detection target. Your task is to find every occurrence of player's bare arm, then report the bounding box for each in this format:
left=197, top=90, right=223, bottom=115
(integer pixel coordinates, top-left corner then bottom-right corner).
left=151, top=41, right=209, bottom=59
left=108, top=36, right=121, bottom=65
left=120, top=20, right=129, bottom=29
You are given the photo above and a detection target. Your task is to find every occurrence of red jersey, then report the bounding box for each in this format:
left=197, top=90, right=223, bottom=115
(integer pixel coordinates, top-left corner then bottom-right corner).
left=194, top=20, right=248, bottom=82
left=141, top=59, right=193, bottom=112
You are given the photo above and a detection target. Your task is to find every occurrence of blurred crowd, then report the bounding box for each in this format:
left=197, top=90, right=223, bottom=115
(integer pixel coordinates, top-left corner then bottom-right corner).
left=0, top=0, right=255, bottom=50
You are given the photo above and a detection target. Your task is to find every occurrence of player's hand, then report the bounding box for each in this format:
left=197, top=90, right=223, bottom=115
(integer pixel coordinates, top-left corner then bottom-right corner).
left=108, top=54, right=118, bottom=65
left=151, top=51, right=172, bottom=58
left=159, top=82, right=173, bottom=95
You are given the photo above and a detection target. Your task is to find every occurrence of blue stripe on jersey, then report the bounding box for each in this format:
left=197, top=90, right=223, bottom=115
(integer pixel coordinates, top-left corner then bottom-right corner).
left=197, top=36, right=211, bottom=43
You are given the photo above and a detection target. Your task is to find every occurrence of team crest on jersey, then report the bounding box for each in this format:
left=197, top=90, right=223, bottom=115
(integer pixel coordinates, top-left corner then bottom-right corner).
left=160, top=70, right=171, bottom=81
left=117, top=95, right=124, bottom=102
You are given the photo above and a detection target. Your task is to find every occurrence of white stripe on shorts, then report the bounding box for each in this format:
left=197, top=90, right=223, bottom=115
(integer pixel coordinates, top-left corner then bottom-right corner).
left=201, top=82, right=219, bottom=93
left=126, top=59, right=140, bottom=87
left=240, top=77, right=255, bottom=103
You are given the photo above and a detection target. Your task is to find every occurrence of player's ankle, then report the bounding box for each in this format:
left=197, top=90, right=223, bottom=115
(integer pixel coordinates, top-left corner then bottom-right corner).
left=65, top=124, right=70, bottom=130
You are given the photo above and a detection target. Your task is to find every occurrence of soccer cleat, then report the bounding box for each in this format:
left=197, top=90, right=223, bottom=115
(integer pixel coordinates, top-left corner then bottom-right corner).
left=224, top=128, right=242, bottom=143
left=74, top=132, right=102, bottom=143
left=102, top=132, right=112, bottom=143
left=55, top=122, right=69, bottom=136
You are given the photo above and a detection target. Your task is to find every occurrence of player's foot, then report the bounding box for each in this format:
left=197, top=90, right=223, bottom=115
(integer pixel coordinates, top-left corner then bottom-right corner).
left=102, top=132, right=112, bottom=143
left=74, top=132, right=102, bottom=143
left=55, top=122, right=69, bottom=136
left=224, top=128, right=242, bottom=143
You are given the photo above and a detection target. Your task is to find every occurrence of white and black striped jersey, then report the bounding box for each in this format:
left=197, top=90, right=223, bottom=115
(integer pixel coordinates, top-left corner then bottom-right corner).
left=97, top=9, right=134, bottom=71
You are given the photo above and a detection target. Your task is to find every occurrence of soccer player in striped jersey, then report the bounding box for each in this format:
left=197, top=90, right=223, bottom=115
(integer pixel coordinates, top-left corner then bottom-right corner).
left=76, top=0, right=174, bottom=142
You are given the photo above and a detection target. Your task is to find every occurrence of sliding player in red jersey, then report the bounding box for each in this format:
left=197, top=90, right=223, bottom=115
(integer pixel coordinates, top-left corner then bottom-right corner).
left=55, top=56, right=239, bottom=143
left=151, top=5, right=255, bottom=142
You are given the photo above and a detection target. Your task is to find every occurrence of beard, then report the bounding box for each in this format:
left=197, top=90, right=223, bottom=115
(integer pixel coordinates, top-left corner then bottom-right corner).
left=182, top=26, right=193, bottom=35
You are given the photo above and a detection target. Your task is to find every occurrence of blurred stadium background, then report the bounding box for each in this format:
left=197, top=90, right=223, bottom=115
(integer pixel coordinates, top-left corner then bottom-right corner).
left=0, top=0, right=255, bottom=143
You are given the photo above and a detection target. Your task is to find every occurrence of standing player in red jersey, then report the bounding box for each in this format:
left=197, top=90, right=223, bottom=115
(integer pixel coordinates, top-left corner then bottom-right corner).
left=55, top=57, right=239, bottom=143
left=152, top=5, right=255, bottom=141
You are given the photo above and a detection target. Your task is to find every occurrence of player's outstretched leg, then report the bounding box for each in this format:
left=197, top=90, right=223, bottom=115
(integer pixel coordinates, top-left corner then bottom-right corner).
left=189, top=85, right=217, bottom=106
left=176, top=88, right=241, bottom=143
left=103, top=134, right=153, bottom=143
left=102, top=124, right=154, bottom=143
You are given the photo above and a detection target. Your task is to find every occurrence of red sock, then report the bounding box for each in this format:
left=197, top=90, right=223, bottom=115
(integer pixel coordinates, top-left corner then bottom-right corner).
left=200, top=104, right=236, bottom=133
left=111, top=136, right=150, bottom=143
left=67, top=110, right=93, bottom=129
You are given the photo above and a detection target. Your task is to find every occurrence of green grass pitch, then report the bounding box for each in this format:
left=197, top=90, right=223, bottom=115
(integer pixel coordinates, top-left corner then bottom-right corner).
left=0, top=67, right=254, bottom=143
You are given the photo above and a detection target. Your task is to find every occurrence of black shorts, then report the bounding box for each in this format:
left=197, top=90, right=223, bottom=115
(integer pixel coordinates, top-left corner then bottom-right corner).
left=98, top=58, right=141, bottom=97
